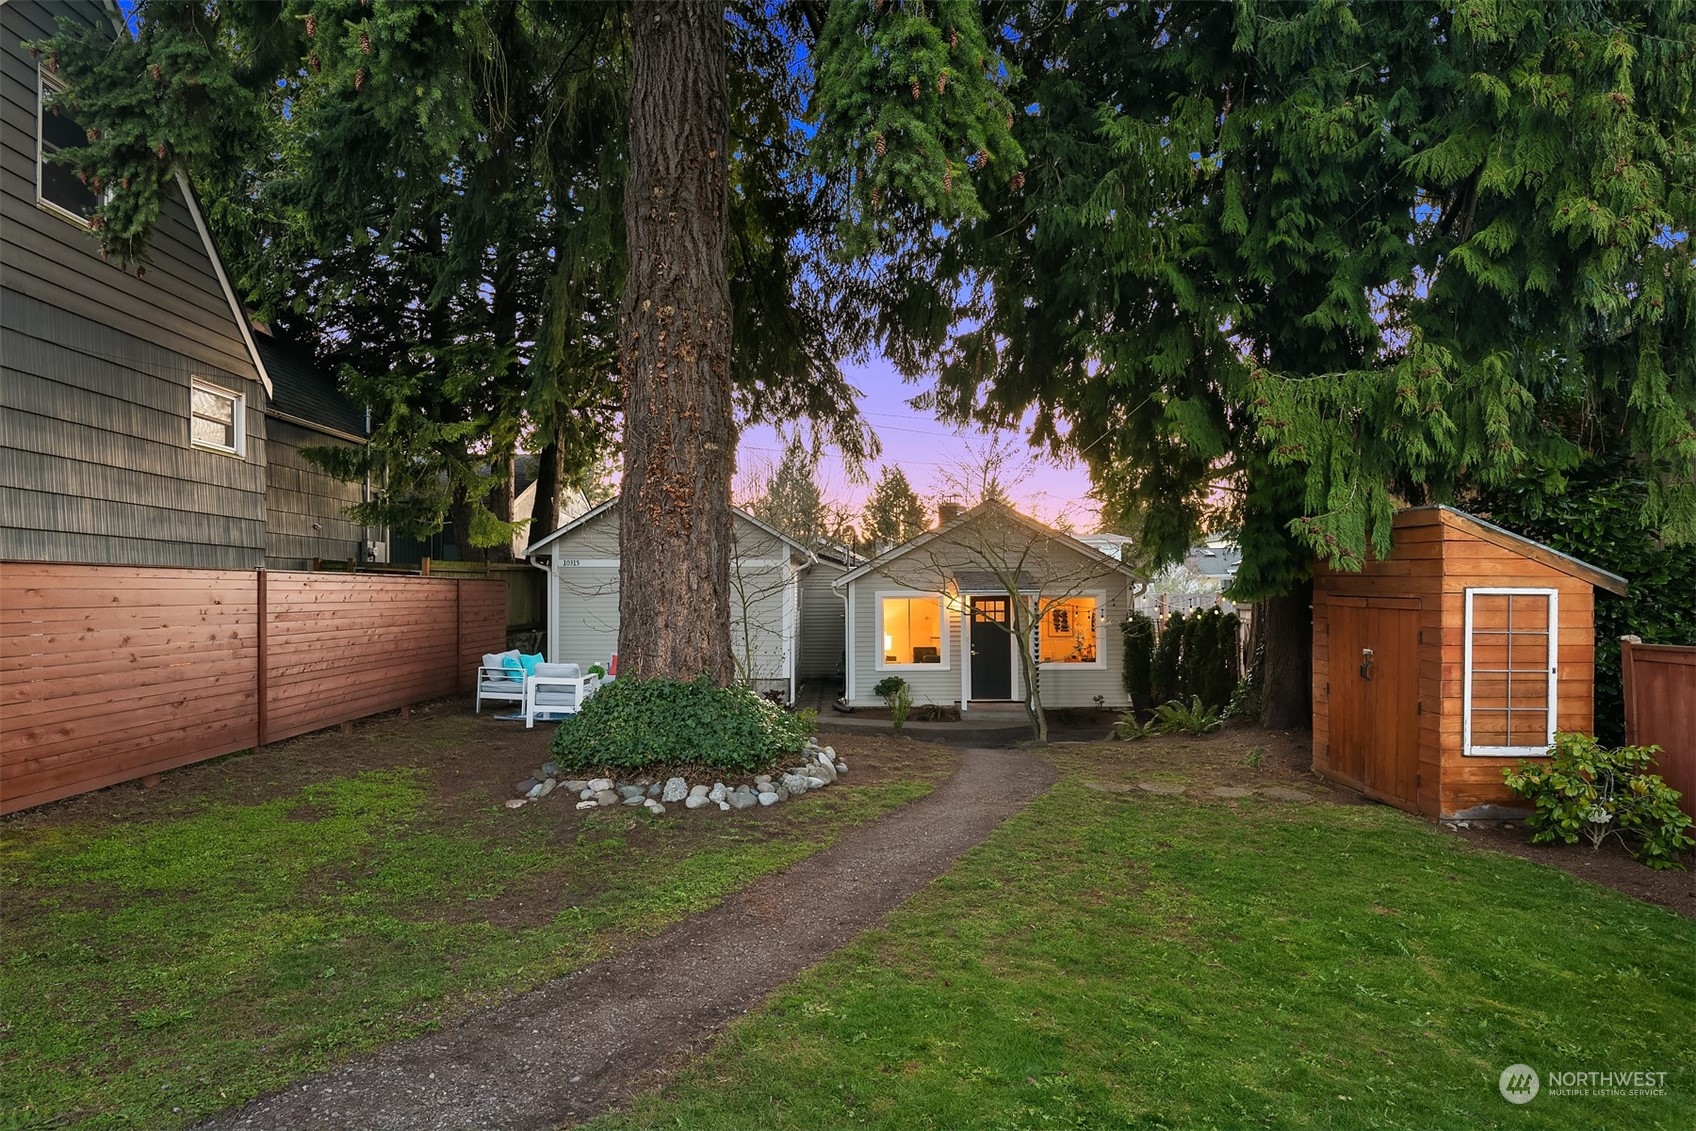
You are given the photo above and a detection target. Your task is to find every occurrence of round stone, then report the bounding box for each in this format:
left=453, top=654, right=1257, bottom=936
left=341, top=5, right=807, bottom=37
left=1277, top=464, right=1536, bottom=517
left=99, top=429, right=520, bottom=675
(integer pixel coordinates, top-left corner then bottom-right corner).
left=504, top=798, right=527, bottom=809
left=758, top=791, right=780, bottom=806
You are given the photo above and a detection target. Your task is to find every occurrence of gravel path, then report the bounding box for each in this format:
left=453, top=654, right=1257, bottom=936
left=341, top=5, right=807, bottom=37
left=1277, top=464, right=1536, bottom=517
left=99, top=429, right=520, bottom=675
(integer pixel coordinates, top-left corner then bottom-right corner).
left=202, top=746, right=1055, bottom=1131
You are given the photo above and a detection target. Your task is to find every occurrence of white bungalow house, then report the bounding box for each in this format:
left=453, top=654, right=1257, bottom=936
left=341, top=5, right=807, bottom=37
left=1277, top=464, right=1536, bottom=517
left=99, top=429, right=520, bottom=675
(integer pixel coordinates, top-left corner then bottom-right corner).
left=524, top=502, right=823, bottom=702
left=833, top=500, right=1138, bottom=711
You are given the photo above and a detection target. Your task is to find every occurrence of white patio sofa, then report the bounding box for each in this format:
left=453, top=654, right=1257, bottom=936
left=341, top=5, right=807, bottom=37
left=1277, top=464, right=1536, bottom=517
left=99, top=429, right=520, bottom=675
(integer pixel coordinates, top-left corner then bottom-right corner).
left=523, top=663, right=600, bottom=728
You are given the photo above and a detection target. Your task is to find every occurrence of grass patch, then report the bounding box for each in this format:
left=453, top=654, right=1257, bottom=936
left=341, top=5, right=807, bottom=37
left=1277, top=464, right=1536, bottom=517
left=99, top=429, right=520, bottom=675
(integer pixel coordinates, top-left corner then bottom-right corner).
left=0, top=760, right=932, bottom=1130
left=588, top=746, right=1696, bottom=1131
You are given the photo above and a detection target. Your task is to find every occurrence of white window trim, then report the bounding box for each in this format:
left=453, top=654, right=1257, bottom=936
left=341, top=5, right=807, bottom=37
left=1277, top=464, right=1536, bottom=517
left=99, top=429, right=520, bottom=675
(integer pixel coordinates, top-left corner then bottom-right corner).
left=1034, top=589, right=1108, bottom=670
left=873, top=589, right=950, bottom=672
left=36, top=69, right=105, bottom=229
left=191, top=378, right=247, bottom=457
left=1462, top=586, right=1558, bottom=758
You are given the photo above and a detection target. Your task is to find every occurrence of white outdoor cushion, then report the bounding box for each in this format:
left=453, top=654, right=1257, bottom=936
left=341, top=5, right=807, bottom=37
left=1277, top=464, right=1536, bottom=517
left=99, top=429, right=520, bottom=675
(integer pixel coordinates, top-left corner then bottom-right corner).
left=533, top=663, right=582, bottom=679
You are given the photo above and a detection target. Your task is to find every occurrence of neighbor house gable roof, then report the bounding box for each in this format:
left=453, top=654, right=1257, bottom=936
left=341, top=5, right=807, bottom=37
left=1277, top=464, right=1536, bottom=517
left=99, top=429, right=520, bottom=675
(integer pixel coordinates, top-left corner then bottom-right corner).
left=253, top=333, right=366, bottom=441
left=831, top=499, right=1138, bottom=590
left=524, top=498, right=816, bottom=566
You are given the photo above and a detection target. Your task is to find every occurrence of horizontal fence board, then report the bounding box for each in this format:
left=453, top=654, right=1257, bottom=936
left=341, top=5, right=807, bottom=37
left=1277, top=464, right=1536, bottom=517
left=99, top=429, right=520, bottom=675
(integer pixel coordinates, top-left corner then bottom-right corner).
left=2, top=565, right=506, bottom=814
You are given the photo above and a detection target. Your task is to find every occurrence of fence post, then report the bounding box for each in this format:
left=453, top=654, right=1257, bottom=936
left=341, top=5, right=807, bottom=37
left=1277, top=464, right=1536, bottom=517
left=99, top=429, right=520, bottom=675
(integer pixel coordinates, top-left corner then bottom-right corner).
left=456, top=579, right=465, bottom=695
left=256, top=568, right=269, bottom=748
left=1619, top=635, right=1641, bottom=745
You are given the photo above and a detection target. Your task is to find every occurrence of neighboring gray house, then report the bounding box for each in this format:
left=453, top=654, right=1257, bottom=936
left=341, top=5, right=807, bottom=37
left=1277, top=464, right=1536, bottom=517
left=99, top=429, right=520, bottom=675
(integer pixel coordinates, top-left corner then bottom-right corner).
left=833, top=500, right=1138, bottom=712
left=797, top=542, right=855, bottom=686
left=0, top=0, right=368, bottom=569
left=525, top=502, right=817, bottom=702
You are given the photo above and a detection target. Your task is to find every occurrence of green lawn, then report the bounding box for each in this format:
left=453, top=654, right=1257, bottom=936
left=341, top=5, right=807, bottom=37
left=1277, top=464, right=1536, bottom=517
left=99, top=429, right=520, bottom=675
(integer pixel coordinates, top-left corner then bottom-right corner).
left=587, top=746, right=1696, bottom=1131
left=0, top=750, right=934, bottom=1131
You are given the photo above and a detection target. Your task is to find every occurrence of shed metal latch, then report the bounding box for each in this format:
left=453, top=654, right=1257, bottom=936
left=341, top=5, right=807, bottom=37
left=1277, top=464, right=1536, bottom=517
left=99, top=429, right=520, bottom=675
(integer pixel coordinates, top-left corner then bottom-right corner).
left=1359, top=647, right=1374, bottom=681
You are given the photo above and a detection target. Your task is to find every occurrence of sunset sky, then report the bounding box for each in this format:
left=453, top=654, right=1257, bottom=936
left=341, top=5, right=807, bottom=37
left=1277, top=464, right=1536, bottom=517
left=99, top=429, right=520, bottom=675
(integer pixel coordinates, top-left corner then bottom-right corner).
left=736, top=354, right=1102, bottom=531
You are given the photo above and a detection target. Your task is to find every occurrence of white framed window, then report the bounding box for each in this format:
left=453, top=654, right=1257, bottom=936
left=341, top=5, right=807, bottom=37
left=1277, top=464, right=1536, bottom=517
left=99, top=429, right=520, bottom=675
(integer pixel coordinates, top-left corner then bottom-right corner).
left=191, top=379, right=246, bottom=456
left=1037, top=592, right=1105, bottom=667
left=1462, top=587, right=1557, bottom=757
left=876, top=591, right=948, bottom=670
left=37, top=70, right=102, bottom=226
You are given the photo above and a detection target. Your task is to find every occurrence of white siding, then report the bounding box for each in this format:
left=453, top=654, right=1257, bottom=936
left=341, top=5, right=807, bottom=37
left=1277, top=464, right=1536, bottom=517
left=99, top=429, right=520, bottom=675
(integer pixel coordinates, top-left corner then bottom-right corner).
left=841, top=513, right=1134, bottom=710
left=798, top=559, right=847, bottom=680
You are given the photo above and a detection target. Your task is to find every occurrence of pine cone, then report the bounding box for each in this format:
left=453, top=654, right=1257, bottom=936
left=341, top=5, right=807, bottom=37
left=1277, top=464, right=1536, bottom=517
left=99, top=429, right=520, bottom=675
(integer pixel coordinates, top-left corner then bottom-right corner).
left=47, top=54, right=58, bottom=74
left=86, top=128, right=99, bottom=142
left=309, top=53, right=321, bottom=73
left=875, top=134, right=886, bottom=158
left=354, top=68, right=365, bottom=90
left=156, top=141, right=169, bottom=161
left=136, top=266, right=146, bottom=279
left=89, top=215, right=104, bottom=231
left=150, top=63, right=162, bottom=82
left=305, top=13, right=316, bottom=37
left=976, top=148, right=989, bottom=167
left=1010, top=171, right=1025, bottom=191
left=943, top=166, right=953, bottom=193
left=359, top=31, right=371, bottom=55
left=869, top=186, right=881, bottom=208
left=90, top=176, right=103, bottom=193
left=948, top=28, right=959, bottom=48
left=120, top=177, right=130, bottom=189
left=937, top=69, right=948, bottom=94
left=76, top=170, right=87, bottom=184
left=911, top=78, right=921, bottom=101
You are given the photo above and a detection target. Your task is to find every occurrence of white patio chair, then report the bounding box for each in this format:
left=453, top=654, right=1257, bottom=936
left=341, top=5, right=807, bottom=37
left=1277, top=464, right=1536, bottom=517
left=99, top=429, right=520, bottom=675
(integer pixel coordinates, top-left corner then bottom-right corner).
left=475, top=650, right=526, bottom=714
left=523, top=663, right=601, bottom=728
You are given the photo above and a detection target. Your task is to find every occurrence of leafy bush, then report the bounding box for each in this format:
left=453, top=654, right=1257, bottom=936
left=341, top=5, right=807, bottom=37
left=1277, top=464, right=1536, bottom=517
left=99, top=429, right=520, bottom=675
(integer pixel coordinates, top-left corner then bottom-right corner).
left=1503, top=732, right=1694, bottom=870
left=549, top=676, right=813, bottom=775
left=873, top=675, right=913, bottom=734
left=1117, top=695, right=1225, bottom=739
left=1121, top=613, right=1156, bottom=719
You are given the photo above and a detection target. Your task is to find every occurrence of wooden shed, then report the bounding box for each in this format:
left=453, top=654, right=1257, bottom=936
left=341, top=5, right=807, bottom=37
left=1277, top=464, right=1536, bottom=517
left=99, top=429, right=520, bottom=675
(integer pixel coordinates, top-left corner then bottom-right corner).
left=1312, top=506, right=1628, bottom=820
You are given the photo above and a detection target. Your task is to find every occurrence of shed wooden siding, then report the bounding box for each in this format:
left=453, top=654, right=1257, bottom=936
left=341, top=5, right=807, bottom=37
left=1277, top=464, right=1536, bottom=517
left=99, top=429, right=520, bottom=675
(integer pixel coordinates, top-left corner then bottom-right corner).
left=264, top=417, right=365, bottom=569
left=1313, top=508, right=1601, bottom=820
left=798, top=559, right=846, bottom=680
left=0, top=562, right=504, bottom=814
left=2, top=1, right=272, bottom=569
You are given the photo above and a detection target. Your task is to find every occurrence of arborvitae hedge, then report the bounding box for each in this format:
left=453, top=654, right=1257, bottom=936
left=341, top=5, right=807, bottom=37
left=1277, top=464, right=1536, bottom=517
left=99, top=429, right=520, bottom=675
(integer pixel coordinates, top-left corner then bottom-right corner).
left=1121, top=613, right=1156, bottom=718
left=1146, top=607, right=1240, bottom=714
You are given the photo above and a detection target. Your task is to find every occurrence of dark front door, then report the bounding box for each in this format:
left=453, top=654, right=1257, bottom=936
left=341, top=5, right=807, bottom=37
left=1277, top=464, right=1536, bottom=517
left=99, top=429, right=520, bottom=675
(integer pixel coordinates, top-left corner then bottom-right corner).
left=970, top=596, right=1013, bottom=700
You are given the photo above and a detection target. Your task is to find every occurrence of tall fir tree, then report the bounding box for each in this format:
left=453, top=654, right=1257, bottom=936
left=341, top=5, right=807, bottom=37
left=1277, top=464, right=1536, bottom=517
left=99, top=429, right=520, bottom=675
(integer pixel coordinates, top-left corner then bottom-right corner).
left=861, top=464, right=928, bottom=549
left=749, top=438, right=829, bottom=548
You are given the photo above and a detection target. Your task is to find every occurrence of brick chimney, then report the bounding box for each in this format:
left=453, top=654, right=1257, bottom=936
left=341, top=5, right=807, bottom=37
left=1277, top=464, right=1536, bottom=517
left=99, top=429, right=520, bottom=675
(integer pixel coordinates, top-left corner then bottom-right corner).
left=937, top=500, right=964, bottom=526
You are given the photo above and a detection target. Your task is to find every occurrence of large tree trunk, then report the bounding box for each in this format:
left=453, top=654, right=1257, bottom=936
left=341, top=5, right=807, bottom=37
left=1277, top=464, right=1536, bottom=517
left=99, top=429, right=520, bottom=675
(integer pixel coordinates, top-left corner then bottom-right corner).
left=616, top=1, right=735, bottom=684
left=529, top=428, right=565, bottom=544
left=1257, top=578, right=1312, bottom=730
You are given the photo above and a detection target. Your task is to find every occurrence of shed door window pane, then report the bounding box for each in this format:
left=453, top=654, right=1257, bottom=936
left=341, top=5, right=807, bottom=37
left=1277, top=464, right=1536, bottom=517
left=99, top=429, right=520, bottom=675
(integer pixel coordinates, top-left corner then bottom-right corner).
left=1467, top=591, right=1554, bottom=752
left=39, top=77, right=99, bottom=221
left=1040, top=596, right=1099, bottom=663
left=192, top=384, right=241, bottom=453
left=881, top=597, right=942, bottom=665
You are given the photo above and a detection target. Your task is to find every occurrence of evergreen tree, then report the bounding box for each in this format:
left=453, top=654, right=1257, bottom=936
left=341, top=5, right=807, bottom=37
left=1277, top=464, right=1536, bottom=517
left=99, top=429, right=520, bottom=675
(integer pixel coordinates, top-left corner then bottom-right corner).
left=750, top=438, right=828, bottom=548
left=861, top=465, right=927, bottom=549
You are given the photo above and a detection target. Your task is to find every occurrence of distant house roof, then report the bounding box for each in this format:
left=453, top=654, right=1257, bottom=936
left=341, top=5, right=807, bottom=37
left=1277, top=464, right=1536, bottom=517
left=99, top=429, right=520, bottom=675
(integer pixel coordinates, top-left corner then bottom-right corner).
left=524, top=498, right=816, bottom=566
left=253, top=334, right=367, bottom=441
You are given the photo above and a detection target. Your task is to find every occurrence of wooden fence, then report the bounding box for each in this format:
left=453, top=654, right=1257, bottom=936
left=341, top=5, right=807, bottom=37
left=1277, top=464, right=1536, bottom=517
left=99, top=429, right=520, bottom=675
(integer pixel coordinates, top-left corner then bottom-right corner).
left=0, top=563, right=505, bottom=815
left=1619, top=637, right=1696, bottom=821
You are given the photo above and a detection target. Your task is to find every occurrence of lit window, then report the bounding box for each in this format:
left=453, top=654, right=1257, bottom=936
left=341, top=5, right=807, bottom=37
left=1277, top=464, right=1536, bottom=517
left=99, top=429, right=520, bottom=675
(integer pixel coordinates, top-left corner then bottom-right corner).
left=191, top=380, right=245, bottom=455
left=880, top=596, right=943, bottom=665
left=38, top=72, right=100, bottom=224
left=1464, top=589, right=1556, bottom=755
left=1040, top=596, right=1099, bottom=664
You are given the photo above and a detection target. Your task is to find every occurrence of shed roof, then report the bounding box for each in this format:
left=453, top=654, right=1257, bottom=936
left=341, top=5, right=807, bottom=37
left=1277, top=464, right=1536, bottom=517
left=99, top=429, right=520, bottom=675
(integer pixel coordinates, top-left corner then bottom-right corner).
left=524, top=499, right=816, bottom=566
left=1400, top=506, right=1628, bottom=595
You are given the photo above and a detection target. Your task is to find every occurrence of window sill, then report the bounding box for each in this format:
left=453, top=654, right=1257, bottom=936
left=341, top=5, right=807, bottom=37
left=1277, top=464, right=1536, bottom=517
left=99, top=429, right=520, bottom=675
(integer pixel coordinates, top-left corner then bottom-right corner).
left=192, top=441, right=246, bottom=459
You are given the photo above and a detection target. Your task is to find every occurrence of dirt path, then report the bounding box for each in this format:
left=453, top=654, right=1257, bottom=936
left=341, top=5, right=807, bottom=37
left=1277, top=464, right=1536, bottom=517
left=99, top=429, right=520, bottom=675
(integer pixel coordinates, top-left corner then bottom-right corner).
left=202, top=746, right=1055, bottom=1131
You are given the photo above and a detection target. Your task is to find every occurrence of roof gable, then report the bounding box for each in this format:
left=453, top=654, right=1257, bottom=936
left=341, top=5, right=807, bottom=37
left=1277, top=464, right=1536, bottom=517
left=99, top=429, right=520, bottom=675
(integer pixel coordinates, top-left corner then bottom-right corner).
left=524, top=499, right=816, bottom=565
left=1404, top=506, right=1628, bottom=595
left=833, top=499, right=1137, bottom=589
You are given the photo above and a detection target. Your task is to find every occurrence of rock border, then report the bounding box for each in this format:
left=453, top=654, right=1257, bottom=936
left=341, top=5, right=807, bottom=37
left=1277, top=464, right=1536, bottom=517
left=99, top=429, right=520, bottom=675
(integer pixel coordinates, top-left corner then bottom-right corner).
left=504, top=738, right=849, bottom=815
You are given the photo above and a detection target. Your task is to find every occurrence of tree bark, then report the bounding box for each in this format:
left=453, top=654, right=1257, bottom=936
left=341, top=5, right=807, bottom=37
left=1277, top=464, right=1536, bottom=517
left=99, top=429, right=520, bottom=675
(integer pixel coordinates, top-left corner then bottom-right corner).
left=1257, top=578, right=1313, bottom=730
left=616, top=1, right=735, bottom=683
left=530, top=428, right=565, bottom=544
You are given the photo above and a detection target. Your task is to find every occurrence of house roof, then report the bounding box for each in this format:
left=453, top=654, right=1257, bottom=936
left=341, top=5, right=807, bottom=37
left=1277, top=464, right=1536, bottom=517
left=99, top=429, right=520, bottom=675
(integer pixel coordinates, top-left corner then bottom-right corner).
left=524, top=498, right=817, bottom=566
left=1401, top=506, right=1628, bottom=595
left=832, top=499, right=1139, bottom=590
left=254, top=334, right=367, bottom=440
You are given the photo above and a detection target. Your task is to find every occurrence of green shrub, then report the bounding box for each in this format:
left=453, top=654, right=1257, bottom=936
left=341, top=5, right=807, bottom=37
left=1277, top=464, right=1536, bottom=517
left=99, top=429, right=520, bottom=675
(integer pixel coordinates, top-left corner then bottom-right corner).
left=1121, top=613, right=1156, bottom=719
left=1503, top=732, right=1694, bottom=870
left=1118, top=695, right=1225, bottom=739
left=873, top=675, right=913, bottom=734
left=1152, top=612, right=1184, bottom=705
left=548, top=676, right=813, bottom=774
